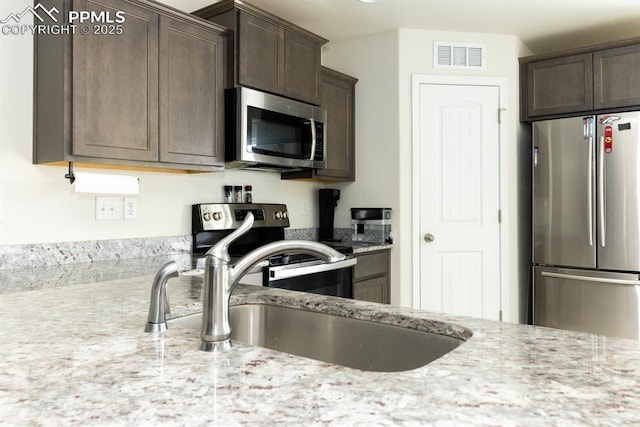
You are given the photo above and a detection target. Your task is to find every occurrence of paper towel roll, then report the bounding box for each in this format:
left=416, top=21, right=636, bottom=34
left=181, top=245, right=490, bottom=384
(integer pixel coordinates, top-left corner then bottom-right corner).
left=73, top=172, right=140, bottom=195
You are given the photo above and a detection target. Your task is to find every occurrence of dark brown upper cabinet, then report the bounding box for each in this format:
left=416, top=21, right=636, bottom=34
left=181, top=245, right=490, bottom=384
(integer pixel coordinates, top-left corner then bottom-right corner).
left=71, top=0, right=160, bottom=162
left=520, top=38, right=640, bottom=121
left=282, top=67, right=358, bottom=182
left=593, top=44, right=640, bottom=110
left=316, top=67, right=357, bottom=181
left=521, top=53, right=593, bottom=119
left=194, top=0, right=328, bottom=105
left=159, top=15, right=225, bottom=166
left=34, top=0, right=228, bottom=171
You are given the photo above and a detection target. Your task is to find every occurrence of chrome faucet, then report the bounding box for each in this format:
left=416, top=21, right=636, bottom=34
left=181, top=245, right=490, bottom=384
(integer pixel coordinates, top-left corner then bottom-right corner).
left=199, top=212, right=346, bottom=352
left=145, top=260, right=179, bottom=332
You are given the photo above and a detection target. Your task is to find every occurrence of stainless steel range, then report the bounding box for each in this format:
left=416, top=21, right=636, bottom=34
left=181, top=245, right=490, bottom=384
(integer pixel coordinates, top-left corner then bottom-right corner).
left=192, top=203, right=356, bottom=298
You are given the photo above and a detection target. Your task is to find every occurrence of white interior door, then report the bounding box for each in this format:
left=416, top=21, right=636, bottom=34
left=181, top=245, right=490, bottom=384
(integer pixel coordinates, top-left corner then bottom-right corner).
left=417, top=83, right=502, bottom=320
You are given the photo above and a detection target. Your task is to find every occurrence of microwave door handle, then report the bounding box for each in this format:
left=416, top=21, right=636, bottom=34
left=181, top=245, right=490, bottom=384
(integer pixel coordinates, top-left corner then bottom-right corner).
left=309, top=118, right=316, bottom=161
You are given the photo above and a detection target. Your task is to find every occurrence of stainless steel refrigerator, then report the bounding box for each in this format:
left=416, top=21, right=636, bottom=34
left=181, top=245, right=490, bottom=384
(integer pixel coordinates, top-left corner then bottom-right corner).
left=533, top=112, right=640, bottom=340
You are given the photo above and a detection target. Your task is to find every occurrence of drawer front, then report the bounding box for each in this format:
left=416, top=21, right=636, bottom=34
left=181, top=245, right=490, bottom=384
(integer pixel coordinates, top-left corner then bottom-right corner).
left=354, top=250, right=389, bottom=280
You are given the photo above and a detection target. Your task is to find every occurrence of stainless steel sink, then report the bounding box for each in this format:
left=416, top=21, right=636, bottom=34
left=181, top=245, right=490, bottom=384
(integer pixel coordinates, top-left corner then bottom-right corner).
left=168, top=304, right=464, bottom=372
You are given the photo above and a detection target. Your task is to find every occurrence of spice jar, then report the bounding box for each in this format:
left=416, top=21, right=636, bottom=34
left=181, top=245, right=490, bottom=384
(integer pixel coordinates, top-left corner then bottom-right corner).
left=223, top=185, right=233, bottom=203
left=244, top=185, right=253, bottom=203
left=233, top=186, right=243, bottom=203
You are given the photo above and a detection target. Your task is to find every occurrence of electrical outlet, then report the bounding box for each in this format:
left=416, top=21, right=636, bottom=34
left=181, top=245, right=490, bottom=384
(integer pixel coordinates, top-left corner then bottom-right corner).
left=96, top=197, right=122, bottom=220
left=301, top=199, right=309, bottom=216
left=123, top=197, right=138, bottom=220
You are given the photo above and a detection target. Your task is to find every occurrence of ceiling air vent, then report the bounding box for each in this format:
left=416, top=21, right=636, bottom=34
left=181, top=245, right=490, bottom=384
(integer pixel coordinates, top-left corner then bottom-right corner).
left=434, top=42, right=486, bottom=70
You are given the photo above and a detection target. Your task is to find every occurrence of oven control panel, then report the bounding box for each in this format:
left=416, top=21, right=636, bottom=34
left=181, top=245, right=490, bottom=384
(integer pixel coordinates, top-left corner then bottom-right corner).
left=192, top=203, right=290, bottom=231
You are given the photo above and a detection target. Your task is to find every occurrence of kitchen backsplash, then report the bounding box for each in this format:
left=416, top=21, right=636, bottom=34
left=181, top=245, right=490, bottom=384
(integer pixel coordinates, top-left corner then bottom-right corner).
left=285, top=227, right=350, bottom=242
left=0, top=228, right=353, bottom=271
left=0, top=236, right=192, bottom=271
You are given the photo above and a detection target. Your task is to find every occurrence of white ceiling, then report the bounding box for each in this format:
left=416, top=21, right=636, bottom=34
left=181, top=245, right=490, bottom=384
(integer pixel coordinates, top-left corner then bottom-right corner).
left=170, top=0, right=640, bottom=54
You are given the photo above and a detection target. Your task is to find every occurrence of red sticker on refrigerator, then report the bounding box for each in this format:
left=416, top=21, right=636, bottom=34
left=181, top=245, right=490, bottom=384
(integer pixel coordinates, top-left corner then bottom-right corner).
left=604, top=125, right=613, bottom=153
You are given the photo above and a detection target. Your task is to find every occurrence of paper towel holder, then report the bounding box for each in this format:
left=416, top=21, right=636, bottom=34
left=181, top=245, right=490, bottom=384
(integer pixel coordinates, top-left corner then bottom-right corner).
left=64, top=162, right=76, bottom=185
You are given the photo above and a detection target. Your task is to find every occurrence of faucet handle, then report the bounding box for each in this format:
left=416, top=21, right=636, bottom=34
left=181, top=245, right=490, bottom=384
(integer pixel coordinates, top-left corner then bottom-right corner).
left=205, top=212, right=255, bottom=262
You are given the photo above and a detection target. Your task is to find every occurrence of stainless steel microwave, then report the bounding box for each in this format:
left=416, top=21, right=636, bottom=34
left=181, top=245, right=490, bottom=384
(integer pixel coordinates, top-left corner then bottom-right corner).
left=225, top=87, right=327, bottom=170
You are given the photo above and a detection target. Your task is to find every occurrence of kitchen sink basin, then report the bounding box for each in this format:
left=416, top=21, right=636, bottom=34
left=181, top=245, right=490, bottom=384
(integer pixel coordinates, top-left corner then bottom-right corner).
left=168, top=304, right=464, bottom=372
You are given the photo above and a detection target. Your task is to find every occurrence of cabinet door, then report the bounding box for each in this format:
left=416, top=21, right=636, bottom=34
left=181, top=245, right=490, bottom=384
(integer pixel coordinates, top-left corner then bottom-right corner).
left=159, top=16, right=225, bottom=166
left=237, top=11, right=284, bottom=94
left=73, top=0, right=159, bottom=161
left=524, top=53, right=593, bottom=118
left=284, top=31, right=320, bottom=104
left=354, top=277, right=388, bottom=304
left=353, top=250, right=390, bottom=304
left=594, top=44, right=640, bottom=110
left=316, top=68, right=356, bottom=181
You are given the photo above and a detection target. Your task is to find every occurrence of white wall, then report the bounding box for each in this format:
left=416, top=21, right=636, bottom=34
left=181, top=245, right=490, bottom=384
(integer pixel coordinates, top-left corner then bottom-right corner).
left=321, top=30, right=401, bottom=302
left=324, top=29, right=532, bottom=322
left=0, top=0, right=323, bottom=245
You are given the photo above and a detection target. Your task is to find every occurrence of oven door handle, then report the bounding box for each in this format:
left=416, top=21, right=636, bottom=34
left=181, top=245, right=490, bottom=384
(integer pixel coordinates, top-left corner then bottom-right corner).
left=268, top=258, right=357, bottom=281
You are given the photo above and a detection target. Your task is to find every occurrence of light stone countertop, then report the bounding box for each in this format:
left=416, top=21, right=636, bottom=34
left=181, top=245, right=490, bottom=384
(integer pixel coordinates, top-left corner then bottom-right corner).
left=351, top=242, right=393, bottom=253
left=1, top=258, right=640, bottom=426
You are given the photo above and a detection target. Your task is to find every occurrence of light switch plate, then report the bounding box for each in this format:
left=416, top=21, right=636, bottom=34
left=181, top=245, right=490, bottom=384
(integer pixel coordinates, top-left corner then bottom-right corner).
left=96, top=197, right=122, bottom=220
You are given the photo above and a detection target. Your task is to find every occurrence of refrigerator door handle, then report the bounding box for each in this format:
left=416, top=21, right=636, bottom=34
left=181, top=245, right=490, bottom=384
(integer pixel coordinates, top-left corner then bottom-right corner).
left=587, top=133, right=594, bottom=246
left=598, top=136, right=606, bottom=247
left=541, top=271, right=640, bottom=286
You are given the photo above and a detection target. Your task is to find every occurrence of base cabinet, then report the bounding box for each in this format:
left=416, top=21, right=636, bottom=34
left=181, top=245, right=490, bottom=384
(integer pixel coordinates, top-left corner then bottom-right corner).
left=353, top=249, right=390, bottom=304
left=34, top=0, right=227, bottom=171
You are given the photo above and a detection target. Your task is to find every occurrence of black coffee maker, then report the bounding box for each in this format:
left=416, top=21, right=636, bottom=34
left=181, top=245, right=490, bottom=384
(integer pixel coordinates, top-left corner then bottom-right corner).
left=318, top=188, right=340, bottom=242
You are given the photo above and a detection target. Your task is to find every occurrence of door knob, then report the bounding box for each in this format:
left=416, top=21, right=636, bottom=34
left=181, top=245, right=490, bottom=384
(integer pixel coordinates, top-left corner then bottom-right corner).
left=424, top=233, right=435, bottom=243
